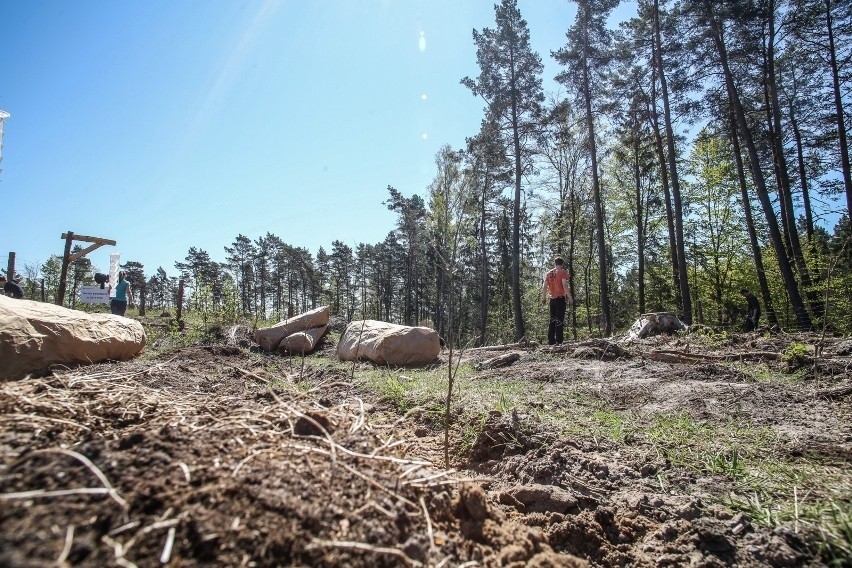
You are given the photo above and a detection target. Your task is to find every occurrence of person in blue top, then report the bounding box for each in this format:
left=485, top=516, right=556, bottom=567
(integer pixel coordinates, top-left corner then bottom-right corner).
left=108, top=271, right=134, bottom=316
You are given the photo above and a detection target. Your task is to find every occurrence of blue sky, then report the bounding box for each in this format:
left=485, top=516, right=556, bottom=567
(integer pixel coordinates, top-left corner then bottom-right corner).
left=1, top=1, right=635, bottom=278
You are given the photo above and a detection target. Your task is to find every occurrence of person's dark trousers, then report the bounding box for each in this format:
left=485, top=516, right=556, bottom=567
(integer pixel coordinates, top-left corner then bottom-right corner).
left=548, top=296, right=567, bottom=345
left=743, top=315, right=759, bottom=332
left=110, top=299, right=128, bottom=316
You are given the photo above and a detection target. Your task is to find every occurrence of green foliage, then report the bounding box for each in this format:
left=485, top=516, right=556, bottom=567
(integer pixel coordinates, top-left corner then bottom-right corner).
left=782, top=342, right=811, bottom=362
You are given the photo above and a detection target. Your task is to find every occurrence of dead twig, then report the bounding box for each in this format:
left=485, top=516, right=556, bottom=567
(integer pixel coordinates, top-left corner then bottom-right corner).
left=3, top=448, right=128, bottom=511
left=306, top=539, right=423, bottom=567
left=419, top=495, right=435, bottom=550
left=56, top=524, right=75, bottom=566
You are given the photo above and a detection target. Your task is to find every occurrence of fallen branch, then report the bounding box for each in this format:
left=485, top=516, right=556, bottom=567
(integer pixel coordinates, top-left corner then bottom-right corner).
left=464, top=341, right=533, bottom=353
left=474, top=352, right=521, bottom=370
left=646, top=349, right=782, bottom=364
left=816, top=382, right=852, bottom=399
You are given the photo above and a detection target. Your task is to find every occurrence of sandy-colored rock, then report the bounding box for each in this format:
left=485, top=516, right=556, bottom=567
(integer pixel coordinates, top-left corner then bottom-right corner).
left=278, top=325, right=328, bottom=354
left=254, top=306, right=329, bottom=351
left=0, top=295, right=146, bottom=379
left=336, top=320, right=441, bottom=366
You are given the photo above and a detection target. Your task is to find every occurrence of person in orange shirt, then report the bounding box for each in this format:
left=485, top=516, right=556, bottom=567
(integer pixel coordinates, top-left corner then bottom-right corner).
left=541, top=257, right=572, bottom=345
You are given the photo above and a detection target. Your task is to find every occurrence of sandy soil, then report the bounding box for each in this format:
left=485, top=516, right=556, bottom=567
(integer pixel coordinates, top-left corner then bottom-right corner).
left=1, top=332, right=850, bottom=567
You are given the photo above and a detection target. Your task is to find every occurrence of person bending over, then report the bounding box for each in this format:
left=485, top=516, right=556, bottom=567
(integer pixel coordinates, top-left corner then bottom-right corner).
left=0, top=275, right=24, bottom=299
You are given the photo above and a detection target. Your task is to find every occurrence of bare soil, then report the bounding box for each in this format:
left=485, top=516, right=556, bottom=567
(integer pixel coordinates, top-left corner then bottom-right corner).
left=1, top=331, right=850, bottom=567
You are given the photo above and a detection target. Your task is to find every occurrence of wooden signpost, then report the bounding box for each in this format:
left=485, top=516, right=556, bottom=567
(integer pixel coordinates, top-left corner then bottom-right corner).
left=56, top=231, right=116, bottom=306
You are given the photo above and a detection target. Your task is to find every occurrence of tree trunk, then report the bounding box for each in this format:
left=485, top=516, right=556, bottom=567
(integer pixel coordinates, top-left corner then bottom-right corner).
left=568, top=209, right=577, bottom=340
left=635, top=135, right=646, bottom=315
left=510, top=77, right=526, bottom=341
left=479, top=175, right=489, bottom=347
left=648, top=77, right=681, bottom=312
left=585, top=229, right=595, bottom=335
left=703, top=0, right=812, bottom=330
left=582, top=14, right=612, bottom=336
left=825, top=0, right=852, bottom=220
left=789, top=103, right=815, bottom=240
left=654, top=0, right=692, bottom=324
left=764, top=1, right=823, bottom=319
left=729, top=107, right=778, bottom=326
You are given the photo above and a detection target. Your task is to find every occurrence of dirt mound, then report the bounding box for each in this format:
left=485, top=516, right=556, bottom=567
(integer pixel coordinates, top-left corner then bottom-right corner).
left=0, top=347, right=583, bottom=567
left=467, top=411, right=556, bottom=462
left=2, top=333, right=850, bottom=566
left=472, top=436, right=817, bottom=567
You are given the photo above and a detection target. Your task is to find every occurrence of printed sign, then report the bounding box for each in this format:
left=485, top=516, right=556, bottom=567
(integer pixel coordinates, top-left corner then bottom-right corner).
left=79, top=286, right=110, bottom=304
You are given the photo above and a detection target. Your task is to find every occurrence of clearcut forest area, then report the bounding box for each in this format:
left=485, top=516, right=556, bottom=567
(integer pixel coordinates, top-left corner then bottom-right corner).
left=3, top=0, right=852, bottom=566
left=1, top=324, right=851, bottom=567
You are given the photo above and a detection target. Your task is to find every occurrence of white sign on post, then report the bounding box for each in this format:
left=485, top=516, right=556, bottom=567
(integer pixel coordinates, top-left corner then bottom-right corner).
left=79, top=286, right=110, bottom=304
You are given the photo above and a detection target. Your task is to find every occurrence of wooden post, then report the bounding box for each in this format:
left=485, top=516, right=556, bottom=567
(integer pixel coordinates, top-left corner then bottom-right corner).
left=176, top=279, right=185, bottom=331
left=56, top=231, right=74, bottom=306
left=6, top=251, right=14, bottom=281
left=55, top=231, right=117, bottom=306
left=139, top=284, right=146, bottom=316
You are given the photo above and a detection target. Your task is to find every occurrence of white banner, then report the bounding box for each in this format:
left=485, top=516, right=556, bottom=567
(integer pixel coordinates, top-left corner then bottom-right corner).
left=79, top=286, right=110, bottom=304
left=109, top=252, right=121, bottom=297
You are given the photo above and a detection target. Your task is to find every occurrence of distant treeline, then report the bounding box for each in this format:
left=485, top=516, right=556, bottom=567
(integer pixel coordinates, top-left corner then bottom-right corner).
left=9, top=0, right=852, bottom=341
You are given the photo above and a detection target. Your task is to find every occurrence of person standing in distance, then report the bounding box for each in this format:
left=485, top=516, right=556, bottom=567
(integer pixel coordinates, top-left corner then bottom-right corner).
left=740, top=288, right=761, bottom=332
left=542, top=257, right=572, bottom=345
left=108, top=271, right=134, bottom=316
left=0, top=275, right=24, bottom=299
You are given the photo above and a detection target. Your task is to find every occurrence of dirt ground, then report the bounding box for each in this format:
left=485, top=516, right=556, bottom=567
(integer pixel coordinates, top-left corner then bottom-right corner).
left=1, top=330, right=850, bottom=567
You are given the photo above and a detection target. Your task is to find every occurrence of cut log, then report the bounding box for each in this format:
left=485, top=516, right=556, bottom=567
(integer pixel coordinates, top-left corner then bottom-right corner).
left=337, top=320, right=440, bottom=366
left=475, top=352, right=522, bottom=370
left=0, top=295, right=147, bottom=379
left=254, top=306, right=329, bottom=352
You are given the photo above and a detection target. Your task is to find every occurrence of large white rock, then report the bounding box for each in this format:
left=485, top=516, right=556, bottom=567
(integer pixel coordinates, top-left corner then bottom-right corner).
left=337, top=320, right=441, bottom=366
left=254, top=306, right=329, bottom=351
left=626, top=312, right=685, bottom=339
left=278, top=325, right=328, bottom=354
left=0, top=295, right=147, bottom=380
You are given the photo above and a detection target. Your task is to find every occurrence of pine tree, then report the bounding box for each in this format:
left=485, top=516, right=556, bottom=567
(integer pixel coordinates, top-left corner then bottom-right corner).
left=462, top=0, right=544, bottom=341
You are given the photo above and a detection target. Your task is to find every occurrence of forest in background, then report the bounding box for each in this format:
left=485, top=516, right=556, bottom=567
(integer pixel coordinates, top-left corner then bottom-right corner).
left=7, top=0, right=852, bottom=345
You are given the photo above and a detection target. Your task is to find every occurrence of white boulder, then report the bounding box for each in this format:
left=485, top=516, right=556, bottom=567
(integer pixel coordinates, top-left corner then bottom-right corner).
left=278, top=325, right=328, bottom=354
left=626, top=312, right=685, bottom=339
left=337, top=320, right=441, bottom=366
left=255, top=306, right=329, bottom=352
left=0, top=295, right=147, bottom=379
